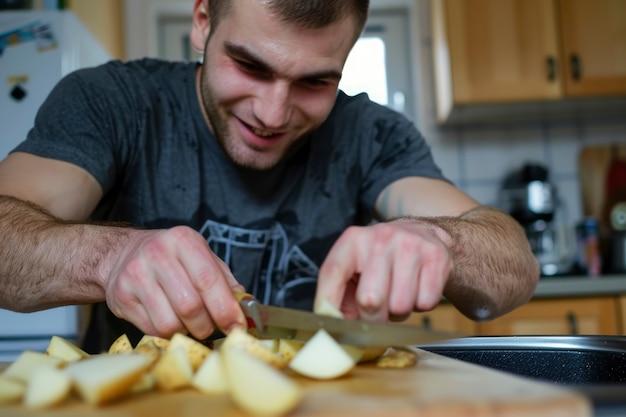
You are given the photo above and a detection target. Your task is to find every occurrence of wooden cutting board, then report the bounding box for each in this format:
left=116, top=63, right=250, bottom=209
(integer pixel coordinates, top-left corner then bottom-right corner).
left=0, top=348, right=592, bottom=417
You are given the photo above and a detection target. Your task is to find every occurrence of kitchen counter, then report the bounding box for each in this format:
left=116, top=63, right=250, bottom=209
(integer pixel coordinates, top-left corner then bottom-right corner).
left=533, top=275, right=626, bottom=298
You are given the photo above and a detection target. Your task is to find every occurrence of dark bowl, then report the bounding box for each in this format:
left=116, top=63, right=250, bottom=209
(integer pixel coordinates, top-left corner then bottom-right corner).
left=418, top=335, right=626, bottom=413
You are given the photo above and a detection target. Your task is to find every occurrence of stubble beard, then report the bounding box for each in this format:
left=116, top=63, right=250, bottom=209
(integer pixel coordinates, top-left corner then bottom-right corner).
left=199, top=76, right=287, bottom=171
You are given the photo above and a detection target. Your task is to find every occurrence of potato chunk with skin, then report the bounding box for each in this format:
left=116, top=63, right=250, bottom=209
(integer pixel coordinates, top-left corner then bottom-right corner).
left=3, top=350, right=65, bottom=384
left=152, top=346, right=193, bottom=391
left=168, top=332, right=212, bottom=371
left=108, top=333, right=133, bottom=354
left=221, top=327, right=287, bottom=369
left=0, top=376, right=25, bottom=404
left=45, top=336, right=89, bottom=362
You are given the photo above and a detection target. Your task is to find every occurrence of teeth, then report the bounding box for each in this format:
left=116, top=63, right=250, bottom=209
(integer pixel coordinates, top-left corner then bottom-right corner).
left=252, top=128, right=274, bottom=137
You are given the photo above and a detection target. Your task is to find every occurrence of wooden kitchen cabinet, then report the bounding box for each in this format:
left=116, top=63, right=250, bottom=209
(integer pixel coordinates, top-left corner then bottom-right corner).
left=405, top=296, right=623, bottom=336
left=558, top=0, right=626, bottom=97
left=478, top=296, right=621, bottom=336
left=619, top=295, right=626, bottom=334
left=404, top=303, right=477, bottom=335
left=432, top=0, right=626, bottom=123
left=432, top=0, right=562, bottom=108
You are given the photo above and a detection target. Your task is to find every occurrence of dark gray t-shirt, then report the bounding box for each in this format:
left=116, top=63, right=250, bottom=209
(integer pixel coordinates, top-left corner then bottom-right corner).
left=16, top=58, right=446, bottom=349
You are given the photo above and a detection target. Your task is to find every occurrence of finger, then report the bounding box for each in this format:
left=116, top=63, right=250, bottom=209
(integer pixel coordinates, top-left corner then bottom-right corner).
left=175, top=229, right=246, bottom=333
left=415, top=248, right=452, bottom=311
left=156, top=265, right=215, bottom=340
left=355, top=239, right=391, bottom=322
left=339, top=279, right=360, bottom=320
left=134, top=235, right=214, bottom=339
left=139, top=274, right=187, bottom=337
left=315, top=227, right=363, bottom=313
left=388, top=246, right=421, bottom=317
left=122, top=302, right=157, bottom=335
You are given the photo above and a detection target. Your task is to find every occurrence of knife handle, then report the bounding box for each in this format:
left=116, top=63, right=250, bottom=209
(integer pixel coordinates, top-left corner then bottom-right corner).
left=233, top=289, right=255, bottom=303
left=233, top=290, right=262, bottom=332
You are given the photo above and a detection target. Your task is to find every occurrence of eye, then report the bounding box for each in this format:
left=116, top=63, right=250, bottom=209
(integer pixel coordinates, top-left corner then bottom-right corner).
left=300, top=78, right=332, bottom=89
left=234, top=59, right=271, bottom=79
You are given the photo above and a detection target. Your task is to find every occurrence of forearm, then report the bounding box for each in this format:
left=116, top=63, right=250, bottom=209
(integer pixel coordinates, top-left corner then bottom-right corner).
left=0, top=195, right=133, bottom=312
left=399, top=206, right=540, bottom=321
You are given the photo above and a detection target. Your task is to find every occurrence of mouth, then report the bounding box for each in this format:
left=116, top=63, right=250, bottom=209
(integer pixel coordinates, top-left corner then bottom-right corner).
left=250, top=126, right=278, bottom=138
left=238, top=119, right=287, bottom=150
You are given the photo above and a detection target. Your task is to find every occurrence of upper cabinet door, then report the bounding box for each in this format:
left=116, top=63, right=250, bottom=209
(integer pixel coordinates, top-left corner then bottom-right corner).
left=558, top=0, right=626, bottom=97
left=436, top=0, right=562, bottom=104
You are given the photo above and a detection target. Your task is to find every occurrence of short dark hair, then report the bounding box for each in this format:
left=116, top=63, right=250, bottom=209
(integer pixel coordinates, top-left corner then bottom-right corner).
left=207, top=0, right=370, bottom=41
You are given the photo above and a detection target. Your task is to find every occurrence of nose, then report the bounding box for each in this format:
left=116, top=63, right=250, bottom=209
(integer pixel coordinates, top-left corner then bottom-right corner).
left=254, top=81, right=292, bottom=129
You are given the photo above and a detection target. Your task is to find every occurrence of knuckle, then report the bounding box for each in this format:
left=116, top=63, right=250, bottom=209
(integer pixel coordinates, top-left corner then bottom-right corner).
left=177, top=297, right=204, bottom=318
left=153, top=317, right=184, bottom=338
left=194, top=269, right=218, bottom=293
left=168, top=225, right=196, bottom=241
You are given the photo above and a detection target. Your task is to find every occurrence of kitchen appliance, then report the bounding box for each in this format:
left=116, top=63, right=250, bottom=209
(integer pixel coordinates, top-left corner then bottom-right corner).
left=237, top=292, right=457, bottom=346
left=499, top=163, right=576, bottom=276
left=0, top=9, right=110, bottom=360
left=579, top=144, right=626, bottom=274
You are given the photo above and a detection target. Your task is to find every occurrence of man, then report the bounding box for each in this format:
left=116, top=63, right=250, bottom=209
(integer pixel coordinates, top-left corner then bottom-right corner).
left=0, top=0, right=538, bottom=352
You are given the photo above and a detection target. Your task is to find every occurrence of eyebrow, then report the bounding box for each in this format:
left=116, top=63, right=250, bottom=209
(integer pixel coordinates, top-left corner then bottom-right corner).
left=223, top=41, right=343, bottom=82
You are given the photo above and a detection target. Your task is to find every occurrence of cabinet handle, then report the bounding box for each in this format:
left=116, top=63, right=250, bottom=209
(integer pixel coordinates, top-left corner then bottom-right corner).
left=422, top=316, right=432, bottom=330
left=570, top=54, right=582, bottom=81
left=546, top=56, right=557, bottom=81
left=566, top=312, right=578, bottom=335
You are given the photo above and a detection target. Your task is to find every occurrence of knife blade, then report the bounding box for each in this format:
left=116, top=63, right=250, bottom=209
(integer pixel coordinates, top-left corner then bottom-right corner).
left=236, top=292, right=461, bottom=347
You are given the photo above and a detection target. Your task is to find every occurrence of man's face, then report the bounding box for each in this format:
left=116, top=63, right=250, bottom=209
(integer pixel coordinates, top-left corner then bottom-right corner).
left=196, top=0, right=357, bottom=170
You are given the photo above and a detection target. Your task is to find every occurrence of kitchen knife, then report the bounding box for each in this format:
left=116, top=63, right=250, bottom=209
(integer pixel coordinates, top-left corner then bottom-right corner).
left=235, top=292, right=461, bottom=347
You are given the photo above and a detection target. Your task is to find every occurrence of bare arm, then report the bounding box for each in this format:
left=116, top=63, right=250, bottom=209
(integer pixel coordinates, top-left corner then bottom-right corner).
left=316, top=177, right=539, bottom=322
left=0, top=152, right=108, bottom=310
left=0, top=194, right=130, bottom=311
left=0, top=153, right=245, bottom=339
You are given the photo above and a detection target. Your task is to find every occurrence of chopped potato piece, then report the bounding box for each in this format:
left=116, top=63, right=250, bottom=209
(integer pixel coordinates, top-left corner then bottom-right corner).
left=3, top=350, right=66, bottom=384
left=45, top=336, right=89, bottom=362
left=152, top=346, right=193, bottom=391
left=221, top=328, right=287, bottom=369
left=136, top=334, right=170, bottom=351
left=24, top=366, right=72, bottom=409
left=0, top=376, right=25, bottom=404
left=64, top=353, right=151, bottom=406
left=222, top=347, right=303, bottom=416
left=289, top=329, right=356, bottom=380
left=192, top=350, right=229, bottom=395
left=277, top=339, right=305, bottom=362
left=108, top=333, right=133, bottom=354
left=376, top=348, right=417, bottom=369
left=168, top=332, right=212, bottom=371
left=133, top=340, right=162, bottom=367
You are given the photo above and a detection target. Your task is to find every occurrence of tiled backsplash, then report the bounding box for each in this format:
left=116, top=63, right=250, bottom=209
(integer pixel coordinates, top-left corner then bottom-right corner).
left=412, top=1, right=626, bottom=228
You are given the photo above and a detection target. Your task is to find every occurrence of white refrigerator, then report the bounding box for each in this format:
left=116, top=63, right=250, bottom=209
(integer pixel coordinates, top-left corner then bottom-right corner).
left=0, top=10, right=111, bottom=360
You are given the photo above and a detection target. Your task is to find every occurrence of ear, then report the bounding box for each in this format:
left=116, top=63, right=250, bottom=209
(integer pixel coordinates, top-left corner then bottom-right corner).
left=190, top=0, right=210, bottom=52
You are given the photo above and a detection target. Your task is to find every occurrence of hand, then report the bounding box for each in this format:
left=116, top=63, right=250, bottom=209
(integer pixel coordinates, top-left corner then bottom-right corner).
left=315, top=220, right=453, bottom=322
left=104, top=225, right=246, bottom=340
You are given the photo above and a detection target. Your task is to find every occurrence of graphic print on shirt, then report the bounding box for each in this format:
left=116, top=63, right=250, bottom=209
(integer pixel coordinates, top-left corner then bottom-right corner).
left=199, top=219, right=319, bottom=310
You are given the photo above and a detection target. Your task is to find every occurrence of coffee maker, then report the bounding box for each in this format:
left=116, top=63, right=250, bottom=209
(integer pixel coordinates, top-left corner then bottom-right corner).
left=499, top=163, right=575, bottom=276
